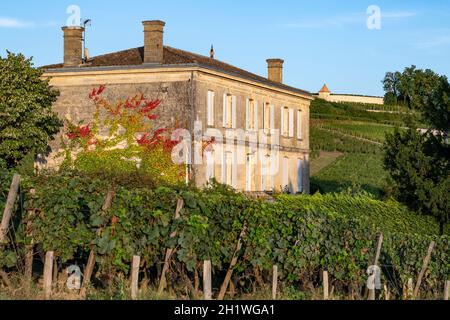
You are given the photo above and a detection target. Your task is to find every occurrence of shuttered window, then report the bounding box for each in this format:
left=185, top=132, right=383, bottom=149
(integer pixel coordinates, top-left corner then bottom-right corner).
left=264, top=103, right=271, bottom=133
left=297, top=158, right=303, bottom=193
left=207, top=91, right=215, bottom=126
left=297, top=110, right=302, bottom=139
left=246, top=99, right=255, bottom=130
left=289, top=108, right=294, bottom=137
left=223, top=94, right=236, bottom=128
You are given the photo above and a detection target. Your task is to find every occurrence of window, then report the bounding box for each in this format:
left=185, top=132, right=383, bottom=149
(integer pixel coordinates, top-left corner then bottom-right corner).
left=297, top=159, right=303, bottom=193
left=264, top=103, right=271, bottom=133
left=282, top=157, right=289, bottom=191
left=223, top=151, right=233, bottom=186
left=261, top=154, right=272, bottom=191
left=261, top=155, right=266, bottom=191
left=246, top=99, right=255, bottom=130
left=281, top=107, right=289, bottom=136
left=207, top=90, right=215, bottom=126
left=289, top=108, right=294, bottom=137
left=223, top=94, right=236, bottom=128
left=297, top=110, right=302, bottom=139
left=267, top=155, right=274, bottom=190
left=205, top=150, right=215, bottom=182
left=246, top=153, right=255, bottom=191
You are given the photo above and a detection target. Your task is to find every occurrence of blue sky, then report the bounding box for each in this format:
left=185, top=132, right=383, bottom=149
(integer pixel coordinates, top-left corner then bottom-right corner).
left=1, top=0, right=449, bottom=96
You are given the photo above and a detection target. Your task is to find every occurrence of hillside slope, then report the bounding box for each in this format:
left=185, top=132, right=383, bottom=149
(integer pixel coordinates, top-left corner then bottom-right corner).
left=310, top=99, right=408, bottom=198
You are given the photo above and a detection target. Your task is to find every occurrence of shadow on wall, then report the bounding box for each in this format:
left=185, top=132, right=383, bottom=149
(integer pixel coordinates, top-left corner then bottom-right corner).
left=310, top=177, right=385, bottom=198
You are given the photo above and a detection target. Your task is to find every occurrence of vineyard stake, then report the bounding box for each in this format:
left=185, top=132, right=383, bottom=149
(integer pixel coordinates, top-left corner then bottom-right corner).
left=413, top=241, right=435, bottom=299
left=43, top=251, right=54, bottom=300
left=0, top=270, right=12, bottom=288
left=218, top=225, right=246, bottom=300
left=203, top=260, right=212, bottom=300
left=25, top=189, right=36, bottom=288
left=272, top=265, right=278, bottom=300
left=323, top=270, right=329, bottom=300
left=368, top=233, right=383, bottom=300
left=444, top=280, right=449, bottom=301
left=79, top=191, right=115, bottom=298
left=384, top=284, right=390, bottom=300
left=130, top=255, right=140, bottom=300
left=158, top=198, right=184, bottom=294
left=406, top=278, right=413, bottom=300
left=0, top=174, right=20, bottom=244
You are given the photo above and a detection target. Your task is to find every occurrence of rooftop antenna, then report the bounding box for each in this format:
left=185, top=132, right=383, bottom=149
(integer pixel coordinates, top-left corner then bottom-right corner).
left=82, top=19, right=92, bottom=62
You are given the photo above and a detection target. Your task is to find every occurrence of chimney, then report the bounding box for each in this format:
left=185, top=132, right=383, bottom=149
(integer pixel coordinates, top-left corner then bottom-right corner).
left=62, top=26, right=84, bottom=67
left=266, top=59, right=284, bottom=83
left=142, top=20, right=166, bottom=64
left=210, top=45, right=215, bottom=59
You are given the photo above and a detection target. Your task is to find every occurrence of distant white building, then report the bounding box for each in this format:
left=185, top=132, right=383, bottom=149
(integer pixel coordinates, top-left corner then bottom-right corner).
left=314, top=84, right=384, bottom=105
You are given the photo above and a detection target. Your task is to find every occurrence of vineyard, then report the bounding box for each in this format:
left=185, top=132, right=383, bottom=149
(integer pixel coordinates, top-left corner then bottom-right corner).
left=310, top=99, right=406, bottom=197
left=0, top=170, right=449, bottom=300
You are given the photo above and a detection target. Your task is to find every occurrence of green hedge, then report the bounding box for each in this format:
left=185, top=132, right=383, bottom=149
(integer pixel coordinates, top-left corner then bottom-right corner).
left=0, top=172, right=448, bottom=298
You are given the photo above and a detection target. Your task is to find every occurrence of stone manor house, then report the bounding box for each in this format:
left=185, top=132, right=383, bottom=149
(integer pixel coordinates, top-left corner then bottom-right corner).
left=42, top=20, right=313, bottom=194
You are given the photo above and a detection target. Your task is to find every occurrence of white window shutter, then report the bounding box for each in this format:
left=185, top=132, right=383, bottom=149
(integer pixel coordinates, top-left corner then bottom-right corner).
left=283, top=157, right=289, bottom=190
left=297, top=110, right=302, bottom=139
left=207, top=91, right=214, bottom=126
left=232, top=96, right=237, bottom=129
left=260, top=155, right=265, bottom=191
left=232, top=152, right=238, bottom=188
left=297, top=159, right=303, bottom=192
left=269, top=156, right=274, bottom=190
left=280, top=107, right=285, bottom=136
left=245, top=99, right=250, bottom=130
left=223, top=94, right=227, bottom=128
left=206, top=151, right=215, bottom=182
left=289, top=108, right=294, bottom=137
left=254, top=101, right=259, bottom=131
left=221, top=151, right=226, bottom=183
left=270, top=105, right=275, bottom=134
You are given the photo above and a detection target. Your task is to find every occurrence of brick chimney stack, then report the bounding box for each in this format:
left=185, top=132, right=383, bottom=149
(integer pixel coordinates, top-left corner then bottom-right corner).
left=142, top=20, right=166, bottom=64
left=62, top=26, right=84, bottom=67
left=266, top=59, right=284, bottom=84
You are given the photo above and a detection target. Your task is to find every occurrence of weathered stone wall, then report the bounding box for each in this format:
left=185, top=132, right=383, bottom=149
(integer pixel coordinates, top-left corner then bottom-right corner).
left=42, top=66, right=311, bottom=193
left=315, top=93, right=384, bottom=105
left=192, top=71, right=311, bottom=193
left=42, top=68, right=194, bottom=167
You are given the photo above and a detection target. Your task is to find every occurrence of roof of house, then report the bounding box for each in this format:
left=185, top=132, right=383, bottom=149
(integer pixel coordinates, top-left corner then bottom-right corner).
left=42, top=46, right=311, bottom=97
left=319, top=84, right=330, bottom=93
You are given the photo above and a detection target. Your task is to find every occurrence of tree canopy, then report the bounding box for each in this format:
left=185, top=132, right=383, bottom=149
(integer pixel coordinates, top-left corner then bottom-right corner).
left=383, top=66, right=450, bottom=234
left=0, top=51, right=62, bottom=168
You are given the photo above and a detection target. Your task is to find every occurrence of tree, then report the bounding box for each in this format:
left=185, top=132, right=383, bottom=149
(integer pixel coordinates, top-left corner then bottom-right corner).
left=382, top=71, right=401, bottom=105
left=384, top=70, right=450, bottom=234
left=0, top=51, right=62, bottom=168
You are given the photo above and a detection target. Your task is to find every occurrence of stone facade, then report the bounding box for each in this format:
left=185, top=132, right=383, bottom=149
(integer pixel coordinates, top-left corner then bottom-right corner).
left=42, top=20, right=313, bottom=194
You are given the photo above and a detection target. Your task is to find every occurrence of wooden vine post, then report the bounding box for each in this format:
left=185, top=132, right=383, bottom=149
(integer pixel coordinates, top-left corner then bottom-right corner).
left=158, top=198, right=184, bottom=294
left=413, top=241, right=435, bottom=299
left=24, top=189, right=36, bottom=287
left=323, top=271, right=329, bottom=300
left=0, top=174, right=21, bottom=243
left=272, top=265, right=278, bottom=300
left=406, top=278, right=414, bottom=300
left=444, top=280, right=450, bottom=301
left=368, top=233, right=383, bottom=300
left=79, top=191, right=115, bottom=298
left=130, top=255, right=141, bottom=300
left=203, top=260, right=212, bottom=300
left=218, top=225, right=247, bottom=300
left=0, top=174, right=20, bottom=288
left=43, top=251, right=54, bottom=300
